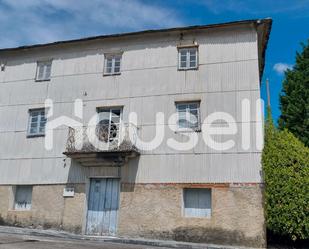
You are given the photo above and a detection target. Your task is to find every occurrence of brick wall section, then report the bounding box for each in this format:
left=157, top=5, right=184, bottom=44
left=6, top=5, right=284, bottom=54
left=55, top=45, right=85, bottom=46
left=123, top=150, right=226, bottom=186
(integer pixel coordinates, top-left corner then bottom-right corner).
left=118, top=183, right=266, bottom=248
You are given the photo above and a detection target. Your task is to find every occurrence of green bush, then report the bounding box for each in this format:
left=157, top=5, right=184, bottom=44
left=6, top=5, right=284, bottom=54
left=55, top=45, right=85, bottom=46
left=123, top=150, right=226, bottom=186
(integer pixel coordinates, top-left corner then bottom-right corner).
left=262, top=122, right=309, bottom=240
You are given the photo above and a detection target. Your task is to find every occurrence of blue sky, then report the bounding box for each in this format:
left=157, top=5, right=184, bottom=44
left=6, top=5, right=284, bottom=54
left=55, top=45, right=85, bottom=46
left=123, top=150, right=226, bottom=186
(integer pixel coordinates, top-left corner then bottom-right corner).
left=0, top=0, right=308, bottom=121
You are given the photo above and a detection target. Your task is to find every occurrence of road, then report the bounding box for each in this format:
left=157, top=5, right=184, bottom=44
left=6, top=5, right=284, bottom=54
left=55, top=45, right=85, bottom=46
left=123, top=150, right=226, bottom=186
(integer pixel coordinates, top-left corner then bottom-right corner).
left=0, top=233, right=171, bottom=249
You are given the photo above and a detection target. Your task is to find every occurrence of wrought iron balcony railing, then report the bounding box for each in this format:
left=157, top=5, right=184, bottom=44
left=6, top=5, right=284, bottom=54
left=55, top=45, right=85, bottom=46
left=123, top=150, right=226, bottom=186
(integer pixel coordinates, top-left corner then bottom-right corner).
left=65, top=123, right=139, bottom=154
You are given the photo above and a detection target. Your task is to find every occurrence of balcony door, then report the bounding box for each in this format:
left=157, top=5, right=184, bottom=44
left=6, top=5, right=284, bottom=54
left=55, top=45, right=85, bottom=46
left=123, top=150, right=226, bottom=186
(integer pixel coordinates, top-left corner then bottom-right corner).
left=96, top=107, right=122, bottom=149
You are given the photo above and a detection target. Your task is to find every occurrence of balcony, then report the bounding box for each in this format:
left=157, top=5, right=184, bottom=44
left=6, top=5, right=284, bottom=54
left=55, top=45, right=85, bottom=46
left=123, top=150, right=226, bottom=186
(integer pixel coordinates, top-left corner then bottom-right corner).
left=63, top=123, right=139, bottom=167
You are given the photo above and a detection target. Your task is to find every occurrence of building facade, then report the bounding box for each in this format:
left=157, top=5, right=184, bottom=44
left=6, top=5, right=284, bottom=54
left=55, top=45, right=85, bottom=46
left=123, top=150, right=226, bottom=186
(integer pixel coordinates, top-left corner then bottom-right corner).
left=0, top=19, right=272, bottom=248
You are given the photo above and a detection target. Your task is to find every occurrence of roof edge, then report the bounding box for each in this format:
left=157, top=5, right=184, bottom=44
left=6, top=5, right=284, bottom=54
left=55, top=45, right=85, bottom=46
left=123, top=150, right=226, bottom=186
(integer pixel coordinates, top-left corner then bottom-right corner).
left=256, top=18, right=272, bottom=81
left=0, top=19, right=271, bottom=53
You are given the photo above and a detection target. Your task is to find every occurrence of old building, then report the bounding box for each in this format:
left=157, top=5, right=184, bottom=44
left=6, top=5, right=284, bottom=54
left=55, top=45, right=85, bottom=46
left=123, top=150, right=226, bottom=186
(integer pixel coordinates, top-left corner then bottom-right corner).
left=0, top=19, right=272, bottom=247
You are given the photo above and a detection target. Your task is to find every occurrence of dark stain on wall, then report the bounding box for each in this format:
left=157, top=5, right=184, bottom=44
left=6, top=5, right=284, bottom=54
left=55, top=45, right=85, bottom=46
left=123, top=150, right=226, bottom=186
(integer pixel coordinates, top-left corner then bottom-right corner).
left=140, top=226, right=265, bottom=248
left=173, top=226, right=265, bottom=248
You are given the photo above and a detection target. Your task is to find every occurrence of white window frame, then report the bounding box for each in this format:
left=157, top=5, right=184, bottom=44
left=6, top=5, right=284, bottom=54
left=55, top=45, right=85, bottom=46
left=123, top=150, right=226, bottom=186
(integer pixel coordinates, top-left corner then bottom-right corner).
left=27, top=108, right=46, bottom=137
left=14, top=185, right=33, bottom=211
left=0, top=61, right=6, bottom=72
left=104, top=54, right=122, bottom=76
left=176, top=101, right=201, bottom=132
left=183, top=188, right=212, bottom=218
left=96, top=107, right=123, bottom=147
left=36, top=60, right=52, bottom=81
left=178, top=47, right=198, bottom=70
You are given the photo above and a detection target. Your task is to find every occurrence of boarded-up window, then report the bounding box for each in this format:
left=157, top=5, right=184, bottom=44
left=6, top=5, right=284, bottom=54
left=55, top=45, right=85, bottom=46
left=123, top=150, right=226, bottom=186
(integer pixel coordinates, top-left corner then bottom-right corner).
left=183, top=188, right=211, bottom=217
left=14, top=186, right=33, bottom=210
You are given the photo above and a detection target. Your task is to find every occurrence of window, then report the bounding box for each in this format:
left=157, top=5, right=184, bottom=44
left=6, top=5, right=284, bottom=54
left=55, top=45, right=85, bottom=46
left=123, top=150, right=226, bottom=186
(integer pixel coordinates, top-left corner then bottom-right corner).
left=14, top=186, right=33, bottom=211
left=183, top=188, right=211, bottom=218
left=176, top=101, right=200, bottom=130
left=96, top=107, right=122, bottom=147
left=0, top=61, right=5, bottom=71
left=178, top=47, right=198, bottom=70
left=28, top=109, right=46, bottom=136
left=104, top=54, right=122, bottom=75
left=36, top=61, right=52, bottom=81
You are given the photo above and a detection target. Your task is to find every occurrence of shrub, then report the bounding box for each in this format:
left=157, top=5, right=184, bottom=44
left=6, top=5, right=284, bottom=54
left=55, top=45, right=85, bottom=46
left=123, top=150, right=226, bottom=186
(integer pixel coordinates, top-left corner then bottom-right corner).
left=262, top=123, right=309, bottom=240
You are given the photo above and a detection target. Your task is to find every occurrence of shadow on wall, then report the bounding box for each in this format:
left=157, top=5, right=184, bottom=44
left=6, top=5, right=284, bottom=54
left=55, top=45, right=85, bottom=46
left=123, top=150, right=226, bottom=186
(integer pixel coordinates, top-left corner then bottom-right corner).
left=120, top=157, right=140, bottom=192
left=66, top=159, right=87, bottom=184
left=0, top=215, right=7, bottom=225
left=65, top=156, right=140, bottom=193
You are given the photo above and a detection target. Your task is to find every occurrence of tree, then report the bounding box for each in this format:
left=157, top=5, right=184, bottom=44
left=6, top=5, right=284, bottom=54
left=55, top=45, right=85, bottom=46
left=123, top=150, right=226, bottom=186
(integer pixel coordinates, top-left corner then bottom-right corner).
left=262, top=108, right=309, bottom=240
left=264, top=106, right=275, bottom=142
left=278, top=40, right=309, bottom=147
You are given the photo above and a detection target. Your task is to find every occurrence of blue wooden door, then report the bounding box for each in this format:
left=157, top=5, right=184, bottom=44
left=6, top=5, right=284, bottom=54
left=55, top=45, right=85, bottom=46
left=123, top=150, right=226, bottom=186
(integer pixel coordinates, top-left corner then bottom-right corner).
left=86, top=178, right=120, bottom=235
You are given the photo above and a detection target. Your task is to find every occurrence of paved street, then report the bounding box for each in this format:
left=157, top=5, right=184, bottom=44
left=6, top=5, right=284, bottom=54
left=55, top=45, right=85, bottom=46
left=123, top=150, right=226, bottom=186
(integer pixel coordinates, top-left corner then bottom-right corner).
left=0, top=233, right=171, bottom=249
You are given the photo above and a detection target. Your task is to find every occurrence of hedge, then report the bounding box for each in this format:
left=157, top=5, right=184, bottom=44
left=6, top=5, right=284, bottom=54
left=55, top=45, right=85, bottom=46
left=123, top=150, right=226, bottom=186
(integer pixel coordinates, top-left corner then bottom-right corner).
left=262, top=117, right=309, bottom=240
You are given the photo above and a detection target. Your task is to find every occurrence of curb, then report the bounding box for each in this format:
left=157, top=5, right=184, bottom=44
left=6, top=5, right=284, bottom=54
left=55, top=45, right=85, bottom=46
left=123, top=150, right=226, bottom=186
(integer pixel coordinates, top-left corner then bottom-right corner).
left=0, top=226, right=257, bottom=249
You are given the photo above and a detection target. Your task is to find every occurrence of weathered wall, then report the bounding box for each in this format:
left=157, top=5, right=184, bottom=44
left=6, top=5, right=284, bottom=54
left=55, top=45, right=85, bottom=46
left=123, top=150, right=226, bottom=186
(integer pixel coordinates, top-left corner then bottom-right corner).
left=0, top=184, right=85, bottom=233
left=118, top=183, right=266, bottom=248
left=0, top=186, right=9, bottom=224
left=62, top=184, right=86, bottom=233
left=0, top=24, right=263, bottom=185
left=0, top=23, right=267, bottom=247
left=0, top=182, right=265, bottom=247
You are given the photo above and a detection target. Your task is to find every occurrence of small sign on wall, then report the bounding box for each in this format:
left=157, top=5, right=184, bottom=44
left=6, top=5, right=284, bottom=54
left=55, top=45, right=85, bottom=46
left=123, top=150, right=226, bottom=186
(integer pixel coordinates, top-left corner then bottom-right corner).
left=63, top=187, right=75, bottom=197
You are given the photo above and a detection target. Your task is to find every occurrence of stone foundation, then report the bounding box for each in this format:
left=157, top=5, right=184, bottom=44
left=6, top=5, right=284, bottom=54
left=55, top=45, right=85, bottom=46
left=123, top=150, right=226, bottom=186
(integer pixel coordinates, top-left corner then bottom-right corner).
left=118, top=183, right=266, bottom=248
left=0, top=184, right=85, bottom=233
left=0, top=183, right=265, bottom=248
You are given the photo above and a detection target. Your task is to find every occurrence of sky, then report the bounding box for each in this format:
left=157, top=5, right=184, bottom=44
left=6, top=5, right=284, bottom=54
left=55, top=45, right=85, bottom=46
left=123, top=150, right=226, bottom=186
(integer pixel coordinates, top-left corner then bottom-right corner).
left=0, top=0, right=308, bottom=122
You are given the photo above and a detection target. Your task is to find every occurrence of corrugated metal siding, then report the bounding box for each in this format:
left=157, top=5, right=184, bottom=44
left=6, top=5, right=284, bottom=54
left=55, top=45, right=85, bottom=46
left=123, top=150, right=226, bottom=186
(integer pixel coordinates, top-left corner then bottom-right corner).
left=0, top=25, right=263, bottom=185
left=121, top=153, right=262, bottom=184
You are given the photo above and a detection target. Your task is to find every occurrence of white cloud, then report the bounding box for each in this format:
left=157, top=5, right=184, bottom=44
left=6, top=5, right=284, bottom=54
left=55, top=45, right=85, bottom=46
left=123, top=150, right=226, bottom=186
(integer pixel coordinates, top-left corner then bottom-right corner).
left=0, top=0, right=182, bottom=48
left=273, top=63, right=293, bottom=75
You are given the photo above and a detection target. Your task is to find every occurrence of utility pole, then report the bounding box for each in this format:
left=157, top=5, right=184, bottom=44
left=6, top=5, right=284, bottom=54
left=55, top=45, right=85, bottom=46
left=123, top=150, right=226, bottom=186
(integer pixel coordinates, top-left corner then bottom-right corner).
left=266, top=78, right=271, bottom=108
